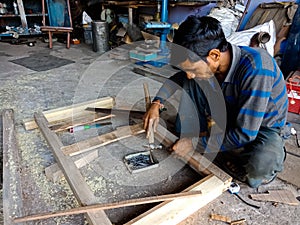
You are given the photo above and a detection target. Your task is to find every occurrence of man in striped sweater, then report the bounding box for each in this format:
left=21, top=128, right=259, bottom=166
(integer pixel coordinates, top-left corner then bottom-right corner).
left=143, top=16, right=290, bottom=188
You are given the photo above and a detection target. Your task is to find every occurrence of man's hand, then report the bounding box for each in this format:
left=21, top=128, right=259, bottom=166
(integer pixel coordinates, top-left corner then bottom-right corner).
left=143, top=102, right=160, bottom=138
left=172, top=138, right=194, bottom=157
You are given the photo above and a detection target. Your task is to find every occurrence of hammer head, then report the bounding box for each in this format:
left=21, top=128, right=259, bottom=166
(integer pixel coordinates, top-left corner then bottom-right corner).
left=143, top=144, right=163, bottom=150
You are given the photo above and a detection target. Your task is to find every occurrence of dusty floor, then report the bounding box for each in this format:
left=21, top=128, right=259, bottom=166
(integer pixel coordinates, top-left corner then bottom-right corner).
left=0, top=37, right=300, bottom=225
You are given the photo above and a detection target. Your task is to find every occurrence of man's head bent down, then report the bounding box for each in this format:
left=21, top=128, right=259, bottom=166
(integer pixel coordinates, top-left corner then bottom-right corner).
left=171, top=16, right=231, bottom=81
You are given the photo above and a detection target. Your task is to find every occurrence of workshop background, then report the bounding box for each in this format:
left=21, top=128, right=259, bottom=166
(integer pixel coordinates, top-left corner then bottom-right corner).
left=1, top=0, right=300, bottom=225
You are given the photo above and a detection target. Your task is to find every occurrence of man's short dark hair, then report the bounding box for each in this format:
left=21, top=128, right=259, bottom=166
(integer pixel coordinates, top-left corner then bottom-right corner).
left=171, top=16, right=229, bottom=65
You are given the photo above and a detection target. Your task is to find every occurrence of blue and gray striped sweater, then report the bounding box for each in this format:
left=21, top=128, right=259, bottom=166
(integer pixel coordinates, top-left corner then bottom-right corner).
left=154, top=44, right=288, bottom=150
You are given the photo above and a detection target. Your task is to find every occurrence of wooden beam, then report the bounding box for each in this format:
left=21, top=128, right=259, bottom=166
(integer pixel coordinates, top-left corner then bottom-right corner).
left=249, top=189, right=299, bottom=206
left=2, top=109, right=25, bottom=225
left=23, top=97, right=114, bottom=130
left=34, top=112, right=112, bottom=225
left=45, top=150, right=99, bottom=182
left=17, top=0, right=27, bottom=28
left=14, top=191, right=202, bottom=223
left=61, top=123, right=145, bottom=156
left=154, top=124, right=232, bottom=184
left=125, top=174, right=230, bottom=225
left=53, top=114, right=113, bottom=133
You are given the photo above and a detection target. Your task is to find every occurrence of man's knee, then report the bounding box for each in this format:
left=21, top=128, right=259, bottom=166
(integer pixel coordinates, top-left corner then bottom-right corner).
left=245, top=148, right=284, bottom=188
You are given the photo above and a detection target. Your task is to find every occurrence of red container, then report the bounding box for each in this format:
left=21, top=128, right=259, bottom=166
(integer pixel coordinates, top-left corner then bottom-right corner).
left=286, top=71, right=300, bottom=114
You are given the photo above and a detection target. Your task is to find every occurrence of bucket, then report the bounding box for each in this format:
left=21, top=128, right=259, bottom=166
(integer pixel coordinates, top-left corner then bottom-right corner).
left=83, top=25, right=93, bottom=45
left=92, top=21, right=109, bottom=53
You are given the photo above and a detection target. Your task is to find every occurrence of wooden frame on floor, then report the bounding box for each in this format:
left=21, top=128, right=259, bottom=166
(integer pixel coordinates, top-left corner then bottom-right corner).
left=4, top=96, right=232, bottom=225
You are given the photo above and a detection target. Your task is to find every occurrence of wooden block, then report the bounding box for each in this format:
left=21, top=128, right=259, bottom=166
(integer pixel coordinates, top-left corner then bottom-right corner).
left=210, top=213, right=231, bottom=223
left=250, top=189, right=299, bottom=206
left=278, top=153, right=300, bottom=188
left=2, top=109, right=24, bottom=225
left=23, top=96, right=114, bottom=130
left=125, top=174, right=230, bottom=225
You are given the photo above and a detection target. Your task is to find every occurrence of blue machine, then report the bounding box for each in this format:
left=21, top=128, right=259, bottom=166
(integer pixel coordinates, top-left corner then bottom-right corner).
left=143, top=0, right=171, bottom=56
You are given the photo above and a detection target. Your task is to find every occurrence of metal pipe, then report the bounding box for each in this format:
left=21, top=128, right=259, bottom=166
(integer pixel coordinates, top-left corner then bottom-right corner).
left=161, top=0, right=168, bottom=23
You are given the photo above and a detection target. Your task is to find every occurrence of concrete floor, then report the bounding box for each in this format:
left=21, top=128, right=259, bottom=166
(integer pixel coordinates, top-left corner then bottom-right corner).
left=1, top=37, right=300, bottom=225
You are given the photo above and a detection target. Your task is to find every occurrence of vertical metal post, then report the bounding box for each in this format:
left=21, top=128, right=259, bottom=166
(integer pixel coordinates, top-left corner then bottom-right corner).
left=161, top=0, right=168, bottom=23
left=160, top=0, right=169, bottom=55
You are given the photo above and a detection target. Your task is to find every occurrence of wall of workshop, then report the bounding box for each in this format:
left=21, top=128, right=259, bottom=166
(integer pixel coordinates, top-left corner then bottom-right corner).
left=168, top=3, right=216, bottom=24
left=164, top=0, right=300, bottom=76
left=281, top=3, right=300, bottom=76
left=166, top=0, right=299, bottom=29
left=238, top=0, right=300, bottom=30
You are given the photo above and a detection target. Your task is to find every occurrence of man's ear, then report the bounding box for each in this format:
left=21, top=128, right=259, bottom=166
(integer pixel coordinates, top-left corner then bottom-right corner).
left=208, top=49, right=221, bottom=62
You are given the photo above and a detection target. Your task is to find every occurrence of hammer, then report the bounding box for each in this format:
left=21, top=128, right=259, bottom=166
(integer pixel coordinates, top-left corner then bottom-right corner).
left=143, top=82, right=155, bottom=162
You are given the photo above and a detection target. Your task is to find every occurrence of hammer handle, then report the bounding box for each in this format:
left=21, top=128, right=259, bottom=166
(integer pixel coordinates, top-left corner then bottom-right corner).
left=143, top=83, right=151, bottom=111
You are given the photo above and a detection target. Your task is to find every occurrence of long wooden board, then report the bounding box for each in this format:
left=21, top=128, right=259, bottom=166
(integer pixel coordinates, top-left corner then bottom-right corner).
left=14, top=191, right=202, bottom=223
left=34, top=112, right=112, bottom=225
left=2, top=109, right=25, bottom=225
left=23, top=96, right=114, bottom=130
left=125, top=174, right=229, bottom=225
left=61, top=123, right=145, bottom=156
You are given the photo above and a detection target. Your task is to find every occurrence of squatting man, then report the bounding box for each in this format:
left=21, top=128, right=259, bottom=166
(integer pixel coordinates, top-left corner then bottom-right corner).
left=143, top=16, right=290, bottom=188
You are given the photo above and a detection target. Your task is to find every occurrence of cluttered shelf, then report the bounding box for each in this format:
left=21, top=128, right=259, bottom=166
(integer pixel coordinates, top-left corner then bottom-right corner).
left=103, top=0, right=215, bottom=7
left=0, top=13, right=47, bottom=17
left=0, top=0, right=46, bottom=37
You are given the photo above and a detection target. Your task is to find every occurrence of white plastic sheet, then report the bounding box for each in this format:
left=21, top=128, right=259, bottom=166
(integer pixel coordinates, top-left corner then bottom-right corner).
left=227, top=20, right=276, bottom=56
left=209, top=7, right=239, bottom=38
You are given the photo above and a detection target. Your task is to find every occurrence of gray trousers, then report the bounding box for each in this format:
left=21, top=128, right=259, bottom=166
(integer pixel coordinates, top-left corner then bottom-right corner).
left=243, top=127, right=285, bottom=187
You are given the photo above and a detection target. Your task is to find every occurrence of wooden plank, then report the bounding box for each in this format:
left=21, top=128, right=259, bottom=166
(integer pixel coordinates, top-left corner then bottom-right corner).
left=53, top=114, right=113, bottom=133
left=14, top=191, right=202, bottom=223
left=155, top=124, right=232, bottom=184
left=2, top=109, right=25, bottom=225
left=45, top=150, right=99, bottom=182
left=17, top=0, right=27, bottom=28
left=278, top=153, right=300, bottom=188
left=61, top=123, right=145, bottom=156
left=23, top=96, right=114, bottom=130
left=250, top=189, right=299, bottom=206
left=125, top=174, right=230, bottom=225
left=34, top=112, right=112, bottom=225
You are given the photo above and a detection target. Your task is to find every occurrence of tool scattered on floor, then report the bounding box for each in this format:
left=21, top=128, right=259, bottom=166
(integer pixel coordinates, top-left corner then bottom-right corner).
left=228, top=182, right=260, bottom=209
left=228, top=181, right=241, bottom=194
left=3, top=38, right=36, bottom=46
left=143, top=82, right=156, bottom=163
left=291, top=127, right=300, bottom=148
left=71, top=38, right=80, bottom=44
left=69, top=122, right=111, bottom=133
left=143, top=143, right=163, bottom=150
